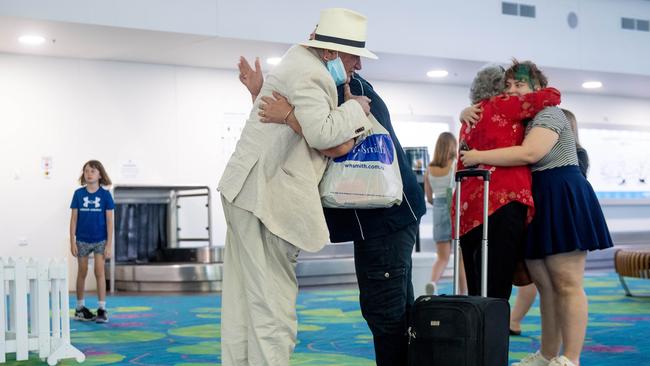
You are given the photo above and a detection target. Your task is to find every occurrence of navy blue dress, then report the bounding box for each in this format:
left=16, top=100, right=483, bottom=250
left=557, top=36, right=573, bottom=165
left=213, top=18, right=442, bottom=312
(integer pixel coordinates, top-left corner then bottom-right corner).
left=524, top=107, right=613, bottom=259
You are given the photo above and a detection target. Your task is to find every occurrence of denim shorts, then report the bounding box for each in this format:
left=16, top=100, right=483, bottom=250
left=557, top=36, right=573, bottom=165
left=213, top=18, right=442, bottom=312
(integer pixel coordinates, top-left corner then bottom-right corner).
left=76, top=240, right=106, bottom=257
left=433, top=197, right=452, bottom=242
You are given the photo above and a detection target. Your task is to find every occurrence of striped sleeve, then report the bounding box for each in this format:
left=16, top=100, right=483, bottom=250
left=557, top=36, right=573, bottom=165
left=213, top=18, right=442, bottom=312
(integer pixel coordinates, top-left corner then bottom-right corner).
left=527, top=107, right=580, bottom=172
left=529, top=108, right=566, bottom=135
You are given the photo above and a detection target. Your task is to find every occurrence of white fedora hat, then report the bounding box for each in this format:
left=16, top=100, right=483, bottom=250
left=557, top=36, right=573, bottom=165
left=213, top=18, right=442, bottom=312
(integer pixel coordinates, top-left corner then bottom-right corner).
left=301, top=8, right=378, bottom=59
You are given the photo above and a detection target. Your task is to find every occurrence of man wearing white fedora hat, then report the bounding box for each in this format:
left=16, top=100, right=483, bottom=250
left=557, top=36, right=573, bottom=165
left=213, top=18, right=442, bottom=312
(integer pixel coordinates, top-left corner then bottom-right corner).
left=218, top=8, right=378, bottom=366
left=238, top=9, right=427, bottom=366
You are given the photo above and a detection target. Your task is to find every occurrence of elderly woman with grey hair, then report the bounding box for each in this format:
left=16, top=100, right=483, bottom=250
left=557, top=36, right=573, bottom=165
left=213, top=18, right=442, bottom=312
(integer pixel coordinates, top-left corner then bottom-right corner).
left=452, top=64, right=561, bottom=300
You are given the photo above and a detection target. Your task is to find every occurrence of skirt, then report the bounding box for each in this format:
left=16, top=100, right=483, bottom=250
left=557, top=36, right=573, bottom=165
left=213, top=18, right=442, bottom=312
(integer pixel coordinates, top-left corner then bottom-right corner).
left=526, top=165, right=613, bottom=259
left=433, top=197, right=452, bottom=242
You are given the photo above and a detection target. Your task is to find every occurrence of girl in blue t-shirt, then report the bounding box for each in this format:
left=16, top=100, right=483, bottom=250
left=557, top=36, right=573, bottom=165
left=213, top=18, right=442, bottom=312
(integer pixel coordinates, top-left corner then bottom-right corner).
left=69, top=160, right=115, bottom=323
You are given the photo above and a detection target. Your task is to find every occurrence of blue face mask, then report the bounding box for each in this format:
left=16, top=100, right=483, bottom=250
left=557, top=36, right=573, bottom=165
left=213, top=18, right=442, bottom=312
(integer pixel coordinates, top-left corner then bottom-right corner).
left=326, top=56, right=347, bottom=86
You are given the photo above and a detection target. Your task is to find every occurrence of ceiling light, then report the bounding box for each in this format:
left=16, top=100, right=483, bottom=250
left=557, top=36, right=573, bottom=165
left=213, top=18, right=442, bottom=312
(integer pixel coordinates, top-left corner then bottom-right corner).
left=426, top=69, right=449, bottom=78
left=582, top=81, right=602, bottom=89
left=266, top=57, right=282, bottom=66
left=19, top=35, right=46, bottom=45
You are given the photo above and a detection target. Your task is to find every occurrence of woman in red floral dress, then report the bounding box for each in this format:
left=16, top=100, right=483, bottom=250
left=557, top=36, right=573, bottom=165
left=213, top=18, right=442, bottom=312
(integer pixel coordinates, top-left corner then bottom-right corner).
left=453, top=64, right=560, bottom=300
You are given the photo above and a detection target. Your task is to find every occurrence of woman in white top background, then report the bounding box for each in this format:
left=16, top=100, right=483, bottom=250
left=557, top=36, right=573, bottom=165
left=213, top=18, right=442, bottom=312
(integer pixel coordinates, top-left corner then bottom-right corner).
left=424, top=132, right=468, bottom=295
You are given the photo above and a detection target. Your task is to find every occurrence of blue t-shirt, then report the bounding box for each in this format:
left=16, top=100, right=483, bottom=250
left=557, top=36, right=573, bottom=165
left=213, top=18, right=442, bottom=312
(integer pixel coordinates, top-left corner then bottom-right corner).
left=70, top=186, right=115, bottom=242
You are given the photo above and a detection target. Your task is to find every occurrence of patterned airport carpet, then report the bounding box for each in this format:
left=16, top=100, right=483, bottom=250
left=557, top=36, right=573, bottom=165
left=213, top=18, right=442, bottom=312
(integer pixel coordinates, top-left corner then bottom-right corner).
left=4, top=272, right=650, bottom=365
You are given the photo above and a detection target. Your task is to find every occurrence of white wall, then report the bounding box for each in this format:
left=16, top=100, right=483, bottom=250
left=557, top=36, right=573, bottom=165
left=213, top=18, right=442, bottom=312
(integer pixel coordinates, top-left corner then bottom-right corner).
left=1, top=52, right=649, bottom=289
left=0, top=53, right=253, bottom=289
left=2, top=0, right=650, bottom=76
left=0, top=0, right=218, bottom=35
left=562, top=94, right=650, bottom=127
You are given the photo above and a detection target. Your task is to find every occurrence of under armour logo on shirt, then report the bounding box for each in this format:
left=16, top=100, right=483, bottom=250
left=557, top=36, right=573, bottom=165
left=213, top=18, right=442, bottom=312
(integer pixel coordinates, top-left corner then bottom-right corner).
left=83, top=196, right=101, bottom=208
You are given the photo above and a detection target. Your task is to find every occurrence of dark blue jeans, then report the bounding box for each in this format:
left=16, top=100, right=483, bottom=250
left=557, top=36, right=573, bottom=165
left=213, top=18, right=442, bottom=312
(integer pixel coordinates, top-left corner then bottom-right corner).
left=354, top=222, right=417, bottom=366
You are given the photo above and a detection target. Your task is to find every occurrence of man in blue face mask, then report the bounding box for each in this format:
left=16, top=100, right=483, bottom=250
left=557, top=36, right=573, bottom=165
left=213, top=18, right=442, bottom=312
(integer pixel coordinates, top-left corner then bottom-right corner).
left=218, top=8, right=379, bottom=366
left=237, top=14, right=426, bottom=366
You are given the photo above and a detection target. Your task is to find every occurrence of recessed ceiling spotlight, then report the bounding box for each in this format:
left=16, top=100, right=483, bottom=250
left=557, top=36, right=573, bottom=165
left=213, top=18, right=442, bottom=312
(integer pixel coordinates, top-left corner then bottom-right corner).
left=267, top=57, right=282, bottom=66
left=19, top=35, right=46, bottom=45
left=582, top=81, right=602, bottom=89
left=426, top=69, right=449, bottom=78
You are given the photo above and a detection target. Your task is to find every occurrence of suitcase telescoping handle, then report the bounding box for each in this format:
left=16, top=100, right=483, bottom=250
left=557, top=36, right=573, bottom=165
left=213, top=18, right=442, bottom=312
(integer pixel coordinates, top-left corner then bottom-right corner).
left=455, top=169, right=491, bottom=181
left=453, top=168, right=491, bottom=297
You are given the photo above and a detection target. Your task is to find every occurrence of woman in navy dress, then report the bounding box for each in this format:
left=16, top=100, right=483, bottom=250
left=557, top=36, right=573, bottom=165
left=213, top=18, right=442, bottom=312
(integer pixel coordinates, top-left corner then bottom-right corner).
left=461, top=60, right=613, bottom=366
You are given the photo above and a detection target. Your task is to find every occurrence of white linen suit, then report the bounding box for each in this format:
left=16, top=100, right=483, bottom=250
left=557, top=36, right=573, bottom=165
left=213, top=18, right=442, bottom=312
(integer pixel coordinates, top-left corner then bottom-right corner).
left=217, top=45, right=372, bottom=365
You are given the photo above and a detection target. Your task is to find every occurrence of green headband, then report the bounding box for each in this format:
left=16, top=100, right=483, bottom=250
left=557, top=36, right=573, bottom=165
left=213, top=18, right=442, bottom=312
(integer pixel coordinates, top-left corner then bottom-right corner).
left=514, top=64, right=535, bottom=90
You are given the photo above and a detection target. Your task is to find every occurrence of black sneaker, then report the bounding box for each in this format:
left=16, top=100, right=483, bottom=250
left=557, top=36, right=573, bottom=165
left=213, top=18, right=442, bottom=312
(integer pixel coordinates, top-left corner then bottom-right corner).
left=74, top=306, right=95, bottom=321
left=95, top=308, right=109, bottom=323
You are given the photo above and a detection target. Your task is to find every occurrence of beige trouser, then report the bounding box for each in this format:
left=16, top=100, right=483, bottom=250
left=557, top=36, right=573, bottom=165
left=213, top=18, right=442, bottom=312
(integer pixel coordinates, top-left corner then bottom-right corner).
left=220, top=196, right=301, bottom=366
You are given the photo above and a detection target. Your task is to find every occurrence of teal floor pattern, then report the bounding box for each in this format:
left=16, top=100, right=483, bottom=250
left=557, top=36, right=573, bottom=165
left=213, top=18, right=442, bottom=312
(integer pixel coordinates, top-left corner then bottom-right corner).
left=3, top=272, right=650, bottom=365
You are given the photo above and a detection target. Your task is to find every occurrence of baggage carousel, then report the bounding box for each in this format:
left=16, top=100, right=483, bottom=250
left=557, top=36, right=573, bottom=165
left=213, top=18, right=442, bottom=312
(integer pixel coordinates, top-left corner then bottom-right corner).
left=108, top=243, right=358, bottom=292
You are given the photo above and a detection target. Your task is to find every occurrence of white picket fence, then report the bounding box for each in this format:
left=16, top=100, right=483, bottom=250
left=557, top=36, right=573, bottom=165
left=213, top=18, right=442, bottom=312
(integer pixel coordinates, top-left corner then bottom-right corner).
left=1, top=257, right=85, bottom=365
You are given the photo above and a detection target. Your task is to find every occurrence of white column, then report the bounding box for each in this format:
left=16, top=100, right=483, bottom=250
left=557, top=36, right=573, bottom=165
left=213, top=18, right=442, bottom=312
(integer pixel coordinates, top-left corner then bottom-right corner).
left=0, top=258, right=6, bottom=363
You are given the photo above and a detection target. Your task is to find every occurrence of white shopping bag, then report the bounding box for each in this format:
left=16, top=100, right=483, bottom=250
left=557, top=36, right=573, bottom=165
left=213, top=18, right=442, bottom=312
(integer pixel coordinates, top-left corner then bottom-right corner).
left=319, top=114, right=403, bottom=208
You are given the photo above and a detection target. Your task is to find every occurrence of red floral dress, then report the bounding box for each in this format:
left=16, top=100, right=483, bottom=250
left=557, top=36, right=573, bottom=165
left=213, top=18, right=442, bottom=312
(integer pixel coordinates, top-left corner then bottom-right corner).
left=452, top=88, right=561, bottom=236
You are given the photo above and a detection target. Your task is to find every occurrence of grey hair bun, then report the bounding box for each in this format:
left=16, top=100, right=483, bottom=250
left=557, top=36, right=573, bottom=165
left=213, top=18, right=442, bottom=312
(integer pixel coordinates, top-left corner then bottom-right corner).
left=469, top=64, right=506, bottom=104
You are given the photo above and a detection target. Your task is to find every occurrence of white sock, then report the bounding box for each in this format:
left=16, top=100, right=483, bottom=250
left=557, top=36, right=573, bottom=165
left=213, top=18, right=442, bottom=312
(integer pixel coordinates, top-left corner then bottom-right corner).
left=76, top=299, right=85, bottom=310
left=98, top=301, right=106, bottom=310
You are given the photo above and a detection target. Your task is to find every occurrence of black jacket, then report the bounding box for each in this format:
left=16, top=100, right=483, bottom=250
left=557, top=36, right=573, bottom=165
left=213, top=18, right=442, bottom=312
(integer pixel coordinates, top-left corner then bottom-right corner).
left=324, top=74, right=426, bottom=242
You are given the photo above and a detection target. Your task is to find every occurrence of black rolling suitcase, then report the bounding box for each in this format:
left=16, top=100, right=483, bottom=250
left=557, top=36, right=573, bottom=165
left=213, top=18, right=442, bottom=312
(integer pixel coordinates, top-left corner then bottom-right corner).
left=408, top=169, right=510, bottom=366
